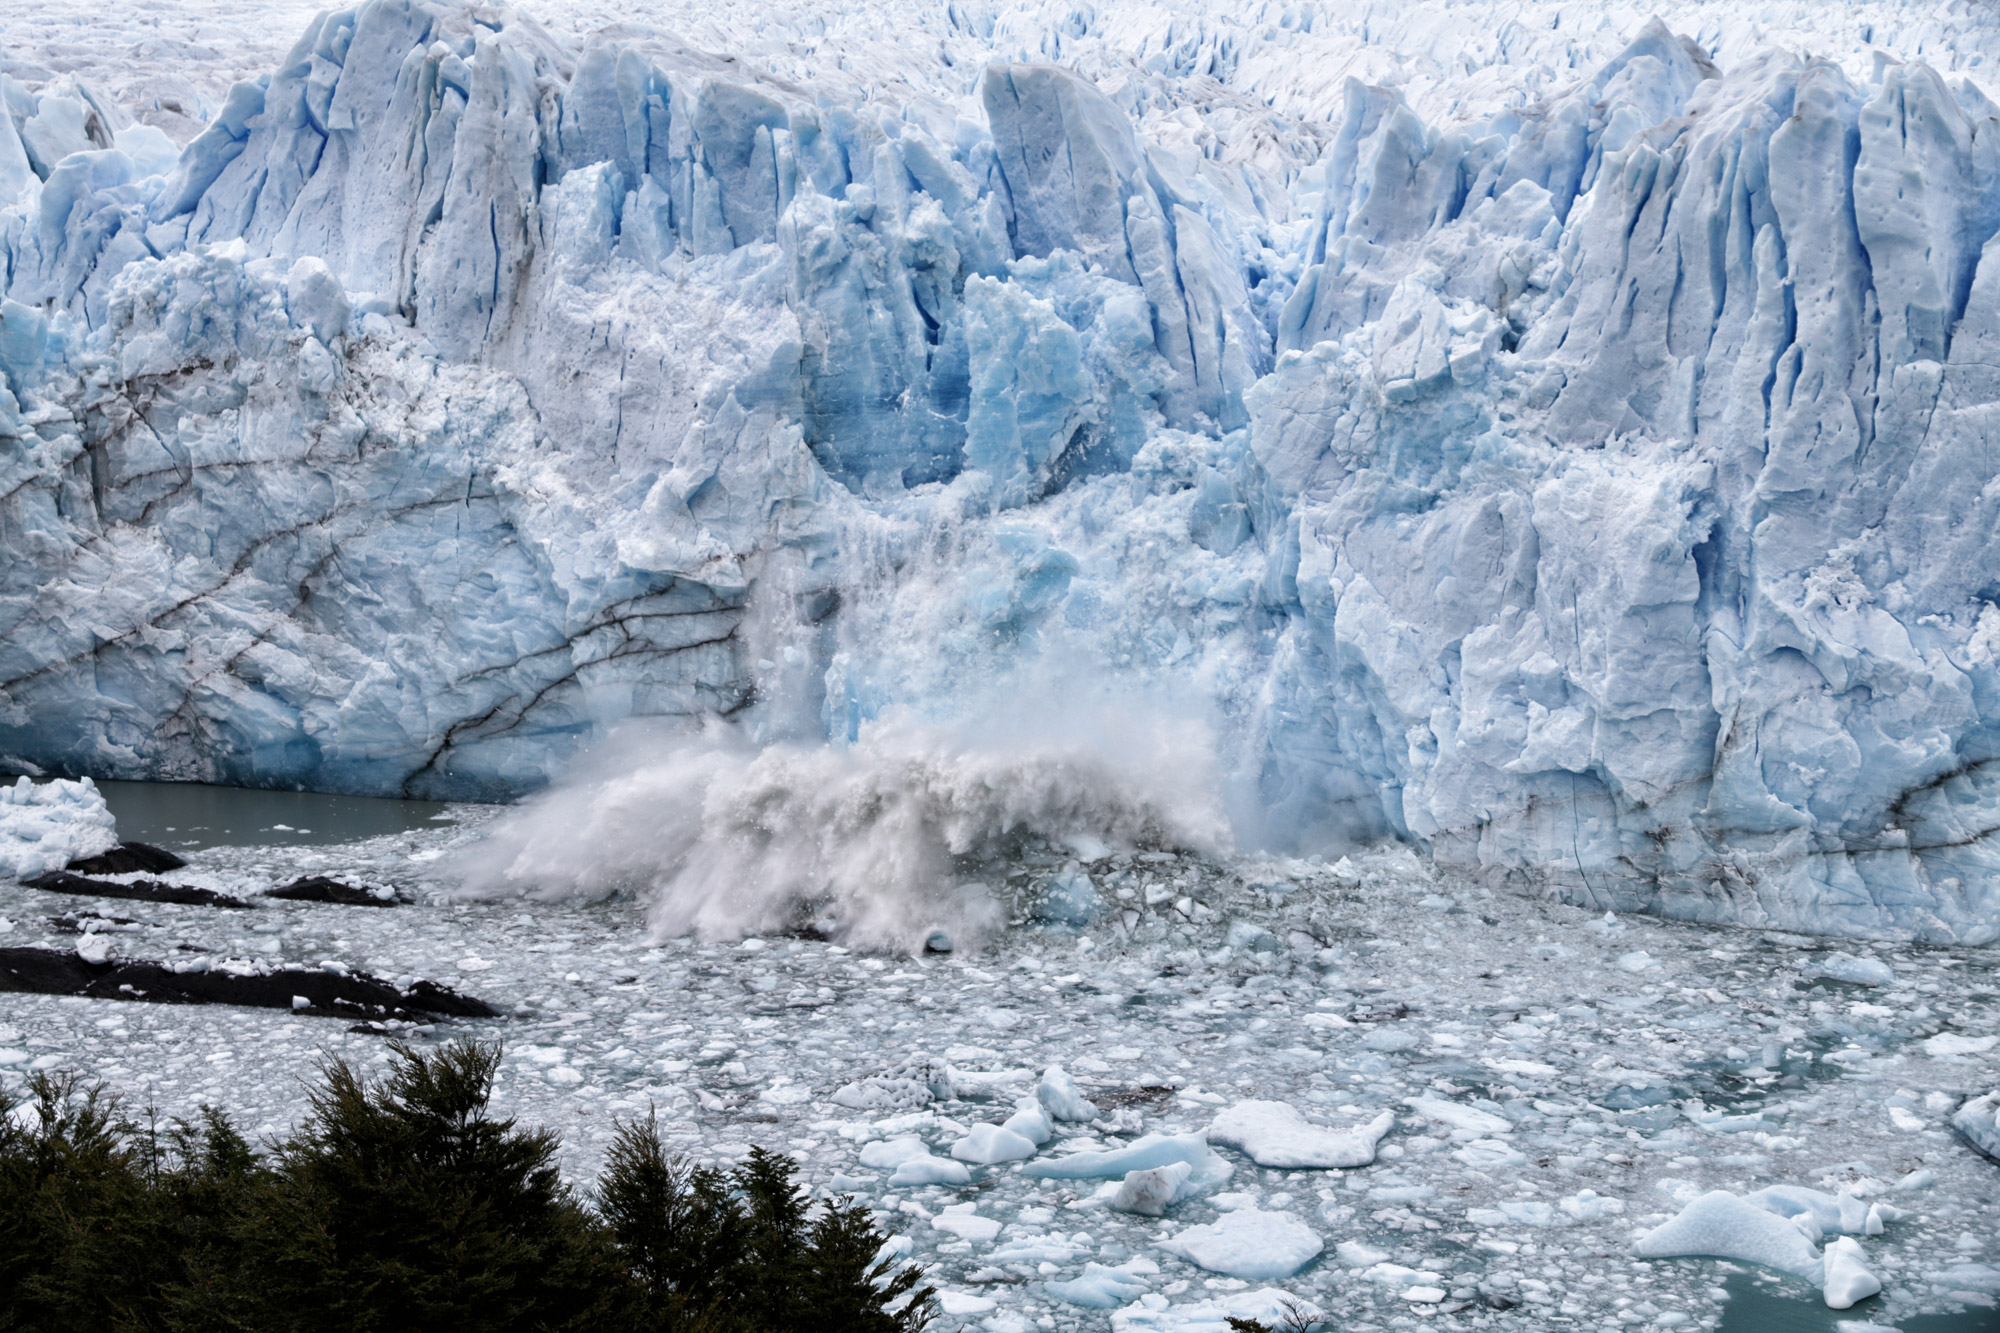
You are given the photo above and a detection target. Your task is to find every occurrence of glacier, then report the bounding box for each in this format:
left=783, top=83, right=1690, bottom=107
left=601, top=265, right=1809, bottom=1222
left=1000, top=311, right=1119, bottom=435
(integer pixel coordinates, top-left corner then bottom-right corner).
left=3, top=0, right=2000, bottom=942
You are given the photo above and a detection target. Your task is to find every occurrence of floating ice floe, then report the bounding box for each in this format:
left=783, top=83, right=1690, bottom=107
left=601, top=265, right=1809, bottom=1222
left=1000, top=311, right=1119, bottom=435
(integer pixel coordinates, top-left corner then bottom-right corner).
left=1111, top=1287, right=1324, bottom=1333
left=1806, top=954, right=1898, bottom=987
left=1206, top=1101, right=1395, bottom=1168
left=1404, top=1096, right=1513, bottom=1137
left=1823, top=1236, right=1884, bottom=1308
left=1634, top=1189, right=1828, bottom=1280
left=1000, top=1099, right=1052, bottom=1145
left=1634, top=1188, right=1890, bottom=1307
left=949, top=1122, right=1038, bottom=1165
left=1038, top=1065, right=1098, bottom=1121
left=832, top=1057, right=956, bottom=1111
left=1743, top=1185, right=1902, bottom=1237
left=857, top=1134, right=972, bottom=1185
left=1107, top=1161, right=1195, bottom=1216
left=1045, top=1257, right=1157, bottom=1309
left=1157, top=1206, right=1323, bottom=1280
left=1927, top=1033, right=2000, bottom=1058
left=1955, top=1091, right=2000, bottom=1160
left=929, top=1204, right=1001, bottom=1244
left=1021, top=1131, right=1231, bottom=1193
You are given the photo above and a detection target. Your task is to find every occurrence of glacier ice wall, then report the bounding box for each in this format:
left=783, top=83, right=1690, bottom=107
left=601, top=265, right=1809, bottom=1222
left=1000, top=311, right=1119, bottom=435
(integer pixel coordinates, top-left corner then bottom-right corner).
left=4, top=0, right=2000, bottom=941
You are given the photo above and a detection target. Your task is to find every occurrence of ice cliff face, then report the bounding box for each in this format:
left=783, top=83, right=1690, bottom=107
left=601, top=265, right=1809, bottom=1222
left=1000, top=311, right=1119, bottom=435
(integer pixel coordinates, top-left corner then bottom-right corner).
left=4, top=0, right=2000, bottom=942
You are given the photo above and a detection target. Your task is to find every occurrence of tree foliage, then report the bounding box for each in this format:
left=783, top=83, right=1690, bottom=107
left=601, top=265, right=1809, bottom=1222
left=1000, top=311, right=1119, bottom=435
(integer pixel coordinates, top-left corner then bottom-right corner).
left=0, top=1041, right=934, bottom=1333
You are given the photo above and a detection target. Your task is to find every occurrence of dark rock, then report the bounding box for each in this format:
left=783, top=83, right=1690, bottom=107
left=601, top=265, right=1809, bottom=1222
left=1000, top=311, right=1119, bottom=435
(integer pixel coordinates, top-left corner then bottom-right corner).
left=19, top=871, right=253, bottom=909
left=48, top=911, right=140, bottom=934
left=0, top=947, right=498, bottom=1021
left=347, top=1019, right=432, bottom=1037
left=267, top=875, right=403, bottom=906
left=67, top=842, right=188, bottom=875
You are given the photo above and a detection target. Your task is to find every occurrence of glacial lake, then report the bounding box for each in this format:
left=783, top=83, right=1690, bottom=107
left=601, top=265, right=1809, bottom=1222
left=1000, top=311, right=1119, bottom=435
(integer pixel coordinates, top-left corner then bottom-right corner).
left=94, top=780, right=459, bottom=850
left=1709, top=1263, right=1997, bottom=1331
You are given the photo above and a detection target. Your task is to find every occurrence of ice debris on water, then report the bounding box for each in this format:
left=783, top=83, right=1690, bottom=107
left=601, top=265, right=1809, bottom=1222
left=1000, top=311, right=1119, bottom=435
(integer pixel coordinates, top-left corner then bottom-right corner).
left=1044, top=1258, right=1156, bottom=1309
left=1955, top=1091, right=2000, bottom=1161
left=0, top=803, right=1996, bottom=1326
left=1205, top=1100, right=1395, bottom=1169
left=1824, top=1236, right=1885, bottom=1309
left=948, top=1121, right=1037, bottom=1165
left=1021, top=1131, right=1231, bottom=1194
left=1806, top=954, right=1898, bottom=987
left=1158, top=1206, right=1324, bottom=1281
left=1111, top=1288, right=1325, bottom=1333
left=1635, top=1187, right=1896, bottom=1307
left=1634, top=1190, right=1830, bottom=1281
left=1037, top=1064, right=1097, bottom=1122
left=1106, top=1162, right=1194, bottom=1217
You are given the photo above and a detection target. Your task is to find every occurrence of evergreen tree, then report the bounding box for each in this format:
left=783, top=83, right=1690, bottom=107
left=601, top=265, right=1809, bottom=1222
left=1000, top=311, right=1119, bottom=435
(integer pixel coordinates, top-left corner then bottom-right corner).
left=0, top=1039, right=935, bottom=1333
left=196, top=1040, right=628, bottom=1333
left=0, top=1073, right=169, bottom=1333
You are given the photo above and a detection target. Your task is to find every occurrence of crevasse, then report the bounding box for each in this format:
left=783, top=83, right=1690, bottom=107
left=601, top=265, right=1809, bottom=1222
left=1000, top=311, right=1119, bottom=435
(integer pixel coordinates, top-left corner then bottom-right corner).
left=3, top=0, right=2000, bottom=943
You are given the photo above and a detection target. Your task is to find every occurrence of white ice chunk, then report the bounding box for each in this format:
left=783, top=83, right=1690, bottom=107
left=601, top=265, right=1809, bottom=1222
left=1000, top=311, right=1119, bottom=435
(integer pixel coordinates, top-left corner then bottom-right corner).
left=1745, top=1186, right=1891, bottom=1237
left=1452, top=1139, right=1528, bottom=1169
left=1207, top=1101, right=1394, bottom=1168
left=1926, top=1033, right=1999, bottom=1057
left=1405, top=1096, right=1512, bottom=1136
left=937, top=1290, right=996, bottom=1315
left=1468, top=1199, right=1554, bottom=1227
left=987, top=1233, right=1086, bottom=1266
left=1335, top=1241, right=1391, bottom=1267
left=886, top=1153, right=972, bottom=1187
left=1952, top=1091, right=2000, bottom=1160
left=1045, top=1261, right=1152, bottom=1308
left=1634, top=1190, right=1825, bottom=1282
left=857, top=1136, right=932, bottom=1170
left=1109, top=1161, right=1194, bottom=1216
left=1157, top=1207, right=1323, bottom=1280
left=931, top=1205, right=1002, bottom=1243
left=1002, top=1099, right=1053, bottom=1145
left=1822, top=1236, right=1882, bottom=1309
left=0, top=777, right=118, bottom=880
left=1807, top=954, right=1896, bottom=987
left=950, top=1123, right=1038, bottom=1165
left=1110, top=1288, right=1324, bottom=1333
left=1039, top=1065, right=1098, bottom=1121
left=1559, top=1190, right=1626, bottom=1222
left=1022, top=1132, right=1231, bottom=1193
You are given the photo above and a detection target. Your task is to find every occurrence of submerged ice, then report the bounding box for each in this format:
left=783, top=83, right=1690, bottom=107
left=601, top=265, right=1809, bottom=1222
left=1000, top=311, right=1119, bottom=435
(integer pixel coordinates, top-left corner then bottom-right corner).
left=4, top=0, right=2000, bottom=941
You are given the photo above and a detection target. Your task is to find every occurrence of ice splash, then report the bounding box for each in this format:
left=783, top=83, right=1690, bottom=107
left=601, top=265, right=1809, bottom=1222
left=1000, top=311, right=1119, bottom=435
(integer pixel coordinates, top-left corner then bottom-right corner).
left=461, top=706, right=1232, bottom=953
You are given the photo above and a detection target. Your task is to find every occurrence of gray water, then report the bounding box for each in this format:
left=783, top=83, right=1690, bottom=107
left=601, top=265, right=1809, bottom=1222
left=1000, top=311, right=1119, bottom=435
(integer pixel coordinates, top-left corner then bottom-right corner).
left=1715, top=1271, right=2000, bottom=1332
left=94, top=780, right=459, bottom=850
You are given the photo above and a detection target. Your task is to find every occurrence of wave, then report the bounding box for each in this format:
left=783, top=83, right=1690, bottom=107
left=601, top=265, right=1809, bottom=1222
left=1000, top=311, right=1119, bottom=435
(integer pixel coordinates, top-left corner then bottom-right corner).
left=459, top=702, right=1232, bottom=953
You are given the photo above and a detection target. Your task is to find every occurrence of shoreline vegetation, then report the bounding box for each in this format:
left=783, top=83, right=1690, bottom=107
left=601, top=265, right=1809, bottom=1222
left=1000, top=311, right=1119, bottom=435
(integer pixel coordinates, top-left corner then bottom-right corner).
left=0, top=1040, right=936, bottom=1332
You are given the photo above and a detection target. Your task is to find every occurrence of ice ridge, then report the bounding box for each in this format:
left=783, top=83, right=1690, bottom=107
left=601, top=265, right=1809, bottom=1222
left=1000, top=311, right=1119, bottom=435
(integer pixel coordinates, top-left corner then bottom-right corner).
left=3, top=0, right=2000, bottom=942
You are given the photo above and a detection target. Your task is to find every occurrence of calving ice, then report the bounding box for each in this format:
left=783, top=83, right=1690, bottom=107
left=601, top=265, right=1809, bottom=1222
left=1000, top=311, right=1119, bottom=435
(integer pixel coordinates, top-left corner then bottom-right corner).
left=3, top=0, right=2000, bottom=943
